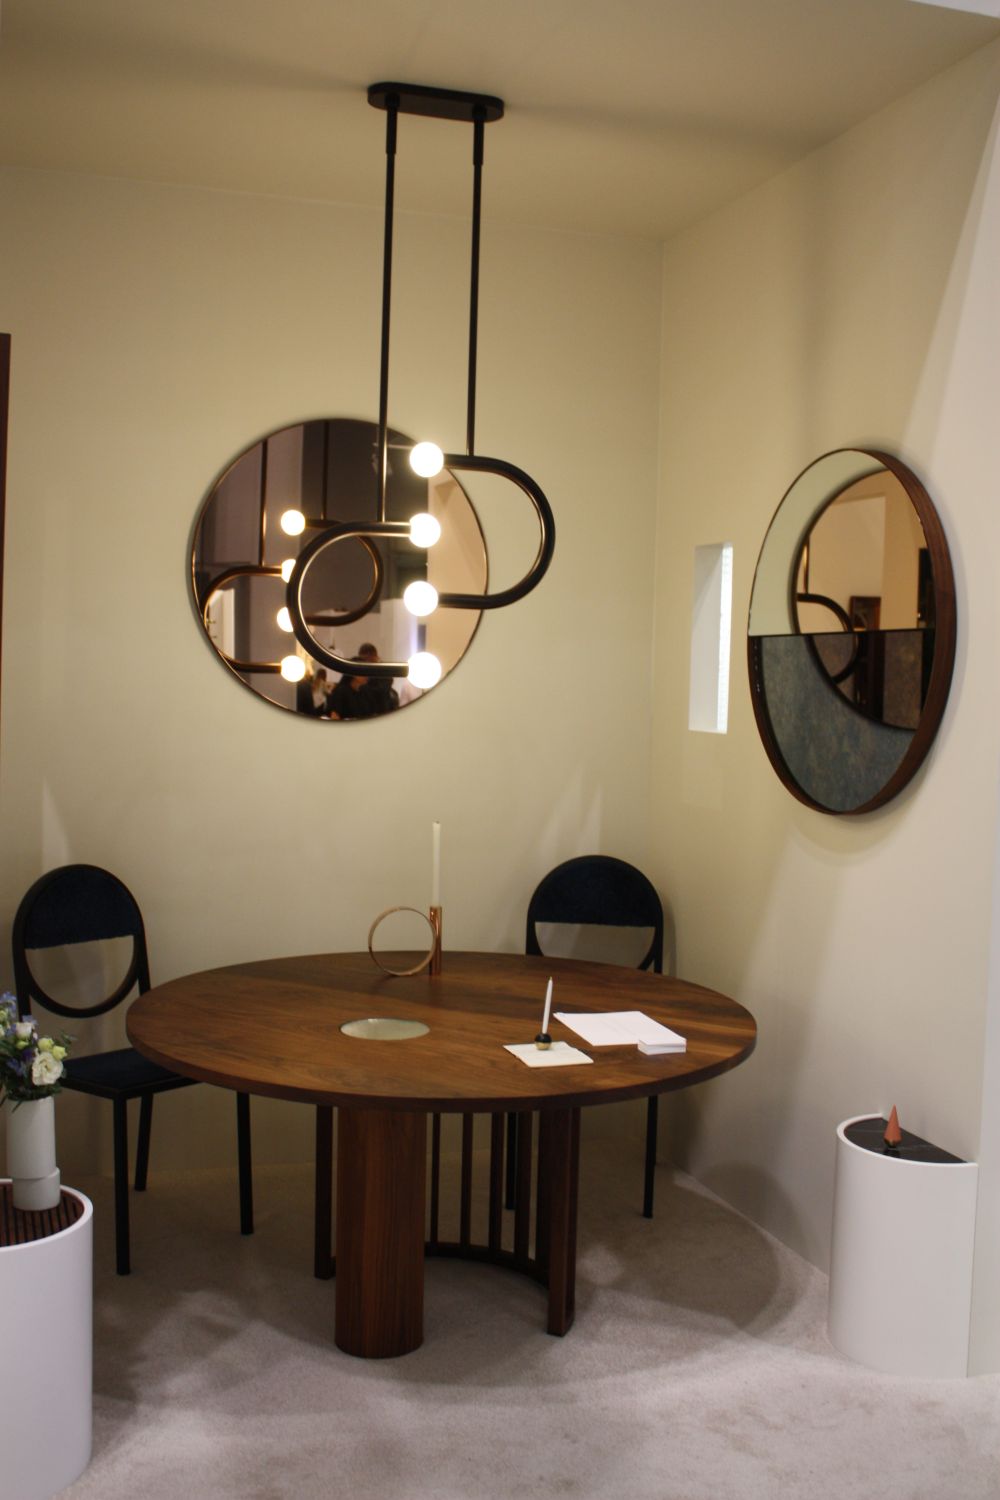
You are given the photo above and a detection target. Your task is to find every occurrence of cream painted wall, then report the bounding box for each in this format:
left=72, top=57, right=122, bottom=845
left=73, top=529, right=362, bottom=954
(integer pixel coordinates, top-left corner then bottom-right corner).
left=651, top=38, right=1000, bottom=1370
left=7, top=42, right=1000, bottom=1370
left=0, top=170, right=661, bottom=1175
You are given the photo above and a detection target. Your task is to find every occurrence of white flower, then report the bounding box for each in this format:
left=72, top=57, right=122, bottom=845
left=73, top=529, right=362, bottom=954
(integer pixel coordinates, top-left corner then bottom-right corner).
left=14, top=1021, right=36, bottom=1041
left=31, top=1052, right=63, bottom=1087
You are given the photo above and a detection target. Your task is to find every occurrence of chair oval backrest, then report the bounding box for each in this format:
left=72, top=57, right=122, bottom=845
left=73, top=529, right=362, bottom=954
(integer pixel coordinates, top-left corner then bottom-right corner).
left=525, top=855, right=664, bottom=972
left=12, top=863, right=151, bottom=1019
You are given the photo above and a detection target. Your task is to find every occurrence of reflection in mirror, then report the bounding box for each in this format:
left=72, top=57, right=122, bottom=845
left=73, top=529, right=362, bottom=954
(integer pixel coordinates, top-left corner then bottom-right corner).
left=747, top=449, right=955, bottom=815
left=793, top=470, right=933, bottom=732
left=191, top=419, right=487, bottom=717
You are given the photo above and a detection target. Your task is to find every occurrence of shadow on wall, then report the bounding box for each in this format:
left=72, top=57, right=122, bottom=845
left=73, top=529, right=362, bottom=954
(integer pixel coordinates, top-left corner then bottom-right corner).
left=661, top=773, right=928, bottom=1268
left=667, top=1087, right=811, bottom=1264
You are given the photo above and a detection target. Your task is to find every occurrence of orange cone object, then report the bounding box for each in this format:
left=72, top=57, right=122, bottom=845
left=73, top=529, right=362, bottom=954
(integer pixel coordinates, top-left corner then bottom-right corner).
left=884, top=1105, right=902, bottom=1148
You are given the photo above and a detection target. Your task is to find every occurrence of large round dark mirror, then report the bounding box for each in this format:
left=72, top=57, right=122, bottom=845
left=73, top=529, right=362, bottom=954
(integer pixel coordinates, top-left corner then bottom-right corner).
left=747, top=449, right=955, bottom=814
left=191, top=418, right=487, bottom=718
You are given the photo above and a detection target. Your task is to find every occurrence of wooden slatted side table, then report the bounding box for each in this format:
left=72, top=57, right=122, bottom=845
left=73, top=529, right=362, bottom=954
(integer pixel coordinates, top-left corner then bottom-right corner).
left=0, top=1181, right=93, bottom=1499
left=0, top=1181, right=85, bottom=1244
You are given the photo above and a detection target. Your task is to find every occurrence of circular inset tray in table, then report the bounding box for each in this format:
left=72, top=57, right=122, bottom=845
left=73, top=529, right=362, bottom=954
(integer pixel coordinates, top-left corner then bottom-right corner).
left=341, top=1017, right=430, bottom=1040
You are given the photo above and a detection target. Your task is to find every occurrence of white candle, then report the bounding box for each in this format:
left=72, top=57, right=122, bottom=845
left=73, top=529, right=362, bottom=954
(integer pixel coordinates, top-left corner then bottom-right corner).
left=541, top=976, right=553, bottom=1037
left=431, top=821, right=441, bottom=907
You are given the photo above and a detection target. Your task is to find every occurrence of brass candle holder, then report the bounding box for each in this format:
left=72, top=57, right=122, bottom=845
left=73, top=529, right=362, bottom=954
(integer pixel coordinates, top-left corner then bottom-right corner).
left=429, top=905, right=442, bottom=976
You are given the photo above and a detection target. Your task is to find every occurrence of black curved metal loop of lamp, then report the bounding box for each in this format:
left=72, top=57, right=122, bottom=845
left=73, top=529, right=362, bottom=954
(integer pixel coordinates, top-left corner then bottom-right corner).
left=287, top=520, right=410, bottom=678
left=284, top=452, right=556, bottom=679
left=436, top=453, right=555, bottom=610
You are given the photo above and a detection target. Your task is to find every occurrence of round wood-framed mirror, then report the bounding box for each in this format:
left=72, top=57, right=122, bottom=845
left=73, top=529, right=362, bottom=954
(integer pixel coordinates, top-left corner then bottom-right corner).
left=747, top=448, right=956, bottom=815
left=191, top=417, right=488, bottom=719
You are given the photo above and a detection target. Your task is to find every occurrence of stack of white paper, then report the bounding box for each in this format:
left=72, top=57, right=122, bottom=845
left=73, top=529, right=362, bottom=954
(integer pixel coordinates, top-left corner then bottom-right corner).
left=554, top=1010, right=686, bottom=1054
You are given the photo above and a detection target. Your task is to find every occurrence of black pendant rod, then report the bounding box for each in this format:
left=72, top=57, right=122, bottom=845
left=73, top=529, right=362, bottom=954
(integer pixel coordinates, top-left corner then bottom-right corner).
left=369, top=83, right=503, bottom=469
left=467, top=113, right=485, bottom=458
left=321, top=419, right=330, bottom=521
left=377, top=96, right=399, bottom=524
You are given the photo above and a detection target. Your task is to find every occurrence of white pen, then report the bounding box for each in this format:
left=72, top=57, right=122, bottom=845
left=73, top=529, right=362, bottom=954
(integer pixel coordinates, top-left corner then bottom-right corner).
left=536, top=977, right=554, bottom=1048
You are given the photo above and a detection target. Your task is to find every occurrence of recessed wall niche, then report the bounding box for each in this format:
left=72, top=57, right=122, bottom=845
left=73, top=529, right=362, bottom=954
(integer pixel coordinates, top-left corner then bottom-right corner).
left=689, top=542, right=734, bottom=734
left=747, top=449, right=956, bottom=815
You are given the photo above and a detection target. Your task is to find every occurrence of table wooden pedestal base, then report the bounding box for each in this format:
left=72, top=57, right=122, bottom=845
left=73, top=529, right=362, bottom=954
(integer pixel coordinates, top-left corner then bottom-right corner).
left=323, top=1104, right=581, bottom=1355
left=536, top=1107, right=580, bottom=1335
left=335, top=1107, right=427, bottom=1358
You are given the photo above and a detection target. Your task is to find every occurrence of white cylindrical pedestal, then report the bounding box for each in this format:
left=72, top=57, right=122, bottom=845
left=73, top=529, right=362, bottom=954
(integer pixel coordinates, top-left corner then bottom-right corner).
left=0, top=1183, right=93, bottom=1499
left=828, top=1115, right=978, bottom=1377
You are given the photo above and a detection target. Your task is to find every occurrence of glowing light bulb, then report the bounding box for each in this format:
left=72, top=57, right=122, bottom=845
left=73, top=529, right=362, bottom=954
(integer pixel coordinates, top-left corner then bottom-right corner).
left=410, top=442, right=445, bottom=478
left=276, top=606, right=293, bottom=633
left=280, top=558, right=296, bottom=582
left=280, top=509, right=306, bottom=536
left=407, top=651, right=442, bottom=690
left=409, top=512, right=441, bottom=548
left=280, top=655, right=306, bottom=682
left=403, top=581, right=439, bottom=618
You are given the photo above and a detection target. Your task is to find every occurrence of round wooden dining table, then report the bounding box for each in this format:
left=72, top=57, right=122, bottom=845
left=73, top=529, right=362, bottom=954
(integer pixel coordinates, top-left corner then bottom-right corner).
left=127, top=951, right=756, bottom=1358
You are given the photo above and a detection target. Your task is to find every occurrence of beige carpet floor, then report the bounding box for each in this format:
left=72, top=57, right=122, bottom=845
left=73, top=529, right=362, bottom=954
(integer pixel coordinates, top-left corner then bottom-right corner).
left=58, top=1142, right=1000, bottom=1500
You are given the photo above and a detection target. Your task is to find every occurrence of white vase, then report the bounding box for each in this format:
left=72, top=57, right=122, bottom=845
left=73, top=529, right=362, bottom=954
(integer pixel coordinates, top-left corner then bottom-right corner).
left=7, top=1095, right=61, bottom=1211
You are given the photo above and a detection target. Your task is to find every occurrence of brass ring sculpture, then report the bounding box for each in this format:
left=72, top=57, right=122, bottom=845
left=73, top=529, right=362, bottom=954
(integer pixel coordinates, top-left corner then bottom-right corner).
left=367, top=905, right=438, bottom=976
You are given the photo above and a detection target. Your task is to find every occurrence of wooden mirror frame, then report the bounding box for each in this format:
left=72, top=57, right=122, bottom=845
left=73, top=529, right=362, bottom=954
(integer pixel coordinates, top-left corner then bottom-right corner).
left=747, top=448, right=956, bottom=815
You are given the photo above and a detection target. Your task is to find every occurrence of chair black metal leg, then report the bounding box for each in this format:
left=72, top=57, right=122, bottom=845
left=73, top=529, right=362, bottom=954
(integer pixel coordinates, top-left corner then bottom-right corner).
left=113, top=1096, right=131, bottom=1275
left=236, top=1091, right=253, bottom=1236
left=643, top=1095, right=658, bottom=1220
left=135, top=1094, right=153, bottom=1191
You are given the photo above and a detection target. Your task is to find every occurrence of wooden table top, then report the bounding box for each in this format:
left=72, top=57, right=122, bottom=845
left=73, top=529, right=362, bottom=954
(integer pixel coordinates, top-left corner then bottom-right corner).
left=126, top=951, right=756, bottom=1113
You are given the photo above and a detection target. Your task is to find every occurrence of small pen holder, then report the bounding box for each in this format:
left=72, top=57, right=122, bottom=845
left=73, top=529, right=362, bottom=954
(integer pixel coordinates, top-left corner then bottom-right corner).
left=534, top=1032, right=552, bottom=1050
left=429, top=906, right=443, bottom=977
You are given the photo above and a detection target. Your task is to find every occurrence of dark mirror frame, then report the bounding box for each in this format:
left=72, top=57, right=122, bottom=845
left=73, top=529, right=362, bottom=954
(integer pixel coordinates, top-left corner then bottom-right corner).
left=747, top=448, right=956, bottom=815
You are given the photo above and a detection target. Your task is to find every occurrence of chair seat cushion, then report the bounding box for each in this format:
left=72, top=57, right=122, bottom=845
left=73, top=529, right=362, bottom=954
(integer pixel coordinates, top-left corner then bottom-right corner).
left=64, top=1048, right=195, bottom=1098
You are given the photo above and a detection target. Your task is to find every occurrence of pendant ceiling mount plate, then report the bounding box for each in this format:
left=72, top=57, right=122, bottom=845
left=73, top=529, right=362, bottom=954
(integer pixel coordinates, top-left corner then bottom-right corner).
left=367, top=82, right=504, bottom=124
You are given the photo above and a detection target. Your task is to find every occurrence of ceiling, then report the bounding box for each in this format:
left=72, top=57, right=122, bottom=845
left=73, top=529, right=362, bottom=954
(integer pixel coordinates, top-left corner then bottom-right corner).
left=1, top=0, right=998, bottom=240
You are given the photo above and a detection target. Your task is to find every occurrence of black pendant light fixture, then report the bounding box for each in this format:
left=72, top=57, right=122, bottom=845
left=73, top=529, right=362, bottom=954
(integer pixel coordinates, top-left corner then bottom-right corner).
left=282, top=82, right=555, bottom=690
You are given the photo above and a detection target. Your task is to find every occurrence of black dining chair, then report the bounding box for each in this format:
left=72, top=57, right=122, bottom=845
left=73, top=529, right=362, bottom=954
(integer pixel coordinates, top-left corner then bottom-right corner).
left=524, top=854, right=666, bottom=1218
left=11, top=863, right=253, bottom=1274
